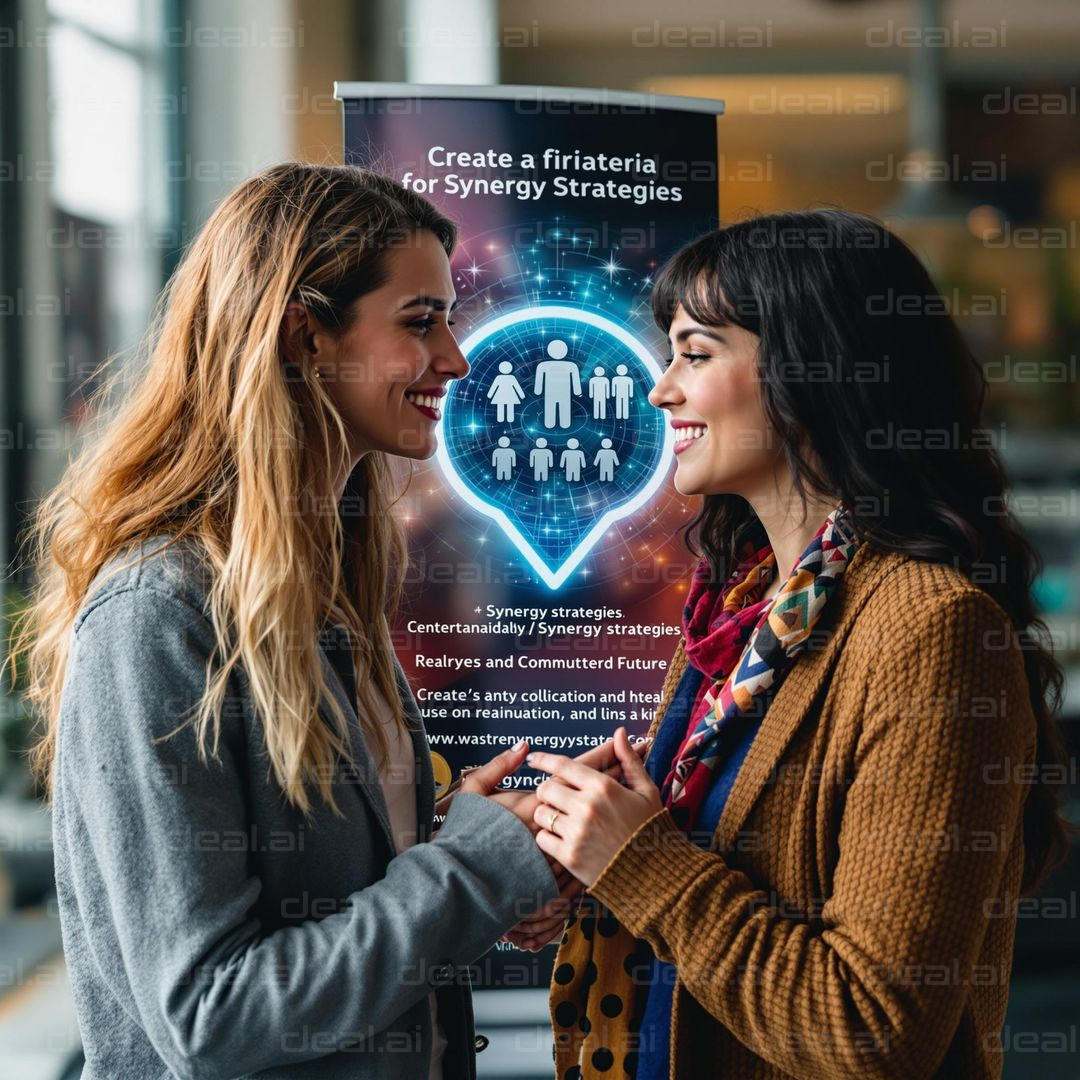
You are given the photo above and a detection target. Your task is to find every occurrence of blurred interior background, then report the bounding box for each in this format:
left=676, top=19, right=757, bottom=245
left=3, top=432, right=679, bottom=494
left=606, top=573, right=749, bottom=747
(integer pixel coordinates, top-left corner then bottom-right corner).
left=1, top=0, right=1077, bottom=1076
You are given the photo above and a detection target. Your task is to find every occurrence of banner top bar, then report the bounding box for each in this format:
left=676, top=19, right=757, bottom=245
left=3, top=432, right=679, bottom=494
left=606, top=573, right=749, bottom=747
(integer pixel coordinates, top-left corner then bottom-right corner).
left=333, top=82, right=724, bottom=115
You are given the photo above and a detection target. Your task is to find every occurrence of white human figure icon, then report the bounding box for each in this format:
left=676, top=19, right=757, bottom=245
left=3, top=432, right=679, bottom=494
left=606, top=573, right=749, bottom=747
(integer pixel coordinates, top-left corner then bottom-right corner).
left=593, top=437, right=620, bottom=482
left=588, top=366, right=611, bottom=420
left=530, top=437, right=554, bottom=482
left=533, top=339, right=581, bottom=429
left=486, top=360, right=526, bottom=423
left=559, top=437, right=587, bottom=482
left=491, top=435, right=517, bottom=481
left=612, top=364, right=635, bottom=420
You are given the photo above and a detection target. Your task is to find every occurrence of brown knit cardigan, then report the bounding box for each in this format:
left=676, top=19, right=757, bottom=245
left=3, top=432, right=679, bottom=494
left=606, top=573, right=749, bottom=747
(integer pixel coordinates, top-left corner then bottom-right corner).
left=555, top=542, right=1037, bottom=1079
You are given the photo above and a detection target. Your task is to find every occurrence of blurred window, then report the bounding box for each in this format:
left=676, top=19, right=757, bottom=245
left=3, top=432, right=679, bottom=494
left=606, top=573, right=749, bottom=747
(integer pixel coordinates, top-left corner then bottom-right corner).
left=46, top=0, right=176, bottom=422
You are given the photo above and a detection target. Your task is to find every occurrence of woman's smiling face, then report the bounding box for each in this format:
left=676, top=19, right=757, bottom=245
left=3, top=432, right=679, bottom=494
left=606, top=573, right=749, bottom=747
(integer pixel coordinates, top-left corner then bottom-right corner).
left=306, top=228, right=470, bottom=462
left=648, top=301, right=777, bottom=499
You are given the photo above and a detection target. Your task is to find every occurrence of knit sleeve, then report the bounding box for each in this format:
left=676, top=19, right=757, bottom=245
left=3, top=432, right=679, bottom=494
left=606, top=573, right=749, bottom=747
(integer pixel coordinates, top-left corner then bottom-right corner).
left=587, top=588, right=1036, bottom=1080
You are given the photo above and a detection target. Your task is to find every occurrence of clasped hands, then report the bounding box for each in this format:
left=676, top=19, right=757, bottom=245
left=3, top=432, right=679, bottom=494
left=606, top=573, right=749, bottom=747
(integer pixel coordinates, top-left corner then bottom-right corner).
left=456, top=727, right=662, bottom=951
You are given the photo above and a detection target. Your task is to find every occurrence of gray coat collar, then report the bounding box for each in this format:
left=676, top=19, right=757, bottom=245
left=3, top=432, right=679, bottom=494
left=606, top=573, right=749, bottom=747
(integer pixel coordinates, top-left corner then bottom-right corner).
left=316, top=645, right=435, bottom=851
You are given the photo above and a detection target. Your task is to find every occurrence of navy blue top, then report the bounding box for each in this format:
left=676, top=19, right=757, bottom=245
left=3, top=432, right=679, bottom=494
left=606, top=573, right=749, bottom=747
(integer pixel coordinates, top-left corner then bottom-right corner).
left=634, top=662, right=769, bottom=1080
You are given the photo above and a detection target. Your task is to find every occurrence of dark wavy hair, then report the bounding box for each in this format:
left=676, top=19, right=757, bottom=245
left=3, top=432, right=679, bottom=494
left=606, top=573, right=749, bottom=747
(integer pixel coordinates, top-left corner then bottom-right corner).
left=651, top=207, right=1073, bottom=897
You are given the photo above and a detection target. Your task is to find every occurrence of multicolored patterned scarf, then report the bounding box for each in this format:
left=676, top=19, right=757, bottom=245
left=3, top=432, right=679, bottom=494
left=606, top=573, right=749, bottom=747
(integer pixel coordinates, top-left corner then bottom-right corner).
left=550, top=505, right=861, bottom=1078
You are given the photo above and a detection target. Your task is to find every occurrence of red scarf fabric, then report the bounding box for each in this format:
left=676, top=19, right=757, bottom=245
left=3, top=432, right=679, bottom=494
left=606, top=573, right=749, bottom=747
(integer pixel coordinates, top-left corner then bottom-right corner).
left=679, top=523, right=776, bottom=740
left=662, top=506, right=859, bottom=830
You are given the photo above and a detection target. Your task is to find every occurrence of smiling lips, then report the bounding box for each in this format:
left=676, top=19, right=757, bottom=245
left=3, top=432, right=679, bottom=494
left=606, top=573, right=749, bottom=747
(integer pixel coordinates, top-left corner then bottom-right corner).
left=405, top=390, right=444, bottom=421
left=672, top=424, right=707, bottom=454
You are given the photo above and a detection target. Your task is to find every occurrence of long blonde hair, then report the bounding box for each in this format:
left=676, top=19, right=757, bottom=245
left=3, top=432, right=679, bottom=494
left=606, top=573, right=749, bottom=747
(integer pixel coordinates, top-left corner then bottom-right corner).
left=8, top=162, right=458, bottom=820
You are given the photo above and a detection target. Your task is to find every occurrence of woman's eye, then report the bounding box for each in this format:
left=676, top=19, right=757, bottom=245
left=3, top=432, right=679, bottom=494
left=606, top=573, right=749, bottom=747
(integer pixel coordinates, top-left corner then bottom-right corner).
left=662, top=351, right=708, bottom=369
left=409, top=316, right=455, bottom=336
left=408, top=316, right=437, bottom=336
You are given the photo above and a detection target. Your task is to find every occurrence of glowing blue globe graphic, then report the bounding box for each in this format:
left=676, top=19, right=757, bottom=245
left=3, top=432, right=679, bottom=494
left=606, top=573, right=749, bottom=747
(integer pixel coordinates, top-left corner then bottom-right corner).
left=436, top=305, right=673, bottom=589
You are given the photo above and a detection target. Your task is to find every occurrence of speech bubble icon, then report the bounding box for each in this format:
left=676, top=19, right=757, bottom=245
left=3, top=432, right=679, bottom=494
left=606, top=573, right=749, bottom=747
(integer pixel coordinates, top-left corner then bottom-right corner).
left=435, top=305, right=673, bottom=589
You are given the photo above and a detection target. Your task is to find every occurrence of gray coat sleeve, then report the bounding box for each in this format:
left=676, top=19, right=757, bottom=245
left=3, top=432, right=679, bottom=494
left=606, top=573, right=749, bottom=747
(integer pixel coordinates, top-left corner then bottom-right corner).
left=58, top=587, right=558, bottom=1080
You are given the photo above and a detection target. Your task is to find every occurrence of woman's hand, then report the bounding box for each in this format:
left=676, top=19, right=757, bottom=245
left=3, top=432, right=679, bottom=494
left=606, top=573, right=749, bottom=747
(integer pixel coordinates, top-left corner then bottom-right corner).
left=500, top=889, right=583, bottom=952
left=449, top=734, right=652, bottom=835
left=528, top=727, right=662, bottom=887
left=432, top=739, right=533, bottom=821
left=432, top=735, right=654, bottom=946
left=492, top=734, right=652, bottom=949
left=486, top=734, right=652, bottom=851
left=485, top=789, right=587, bottom=950
left=458, top=739, right=530, bottom=798
left=487, top=788, right=542, bottom=832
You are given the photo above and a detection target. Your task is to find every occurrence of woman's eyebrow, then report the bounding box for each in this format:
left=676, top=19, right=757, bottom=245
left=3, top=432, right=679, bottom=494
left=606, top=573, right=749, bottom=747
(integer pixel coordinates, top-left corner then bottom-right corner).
left=396, top=295, right=455, bottom=312
left=674, top=324, right=727, bottom=344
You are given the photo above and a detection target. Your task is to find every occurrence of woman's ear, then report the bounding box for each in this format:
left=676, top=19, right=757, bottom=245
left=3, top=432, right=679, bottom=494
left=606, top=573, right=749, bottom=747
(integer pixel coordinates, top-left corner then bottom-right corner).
left=279, top=301, right=319, bottom=366
left=280, top=301, right=337, bottom=368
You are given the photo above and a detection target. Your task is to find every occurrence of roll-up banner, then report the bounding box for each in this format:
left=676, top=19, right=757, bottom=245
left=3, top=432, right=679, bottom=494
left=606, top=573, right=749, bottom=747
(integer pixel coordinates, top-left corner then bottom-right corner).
left=335, top=82, right=723, bottom=982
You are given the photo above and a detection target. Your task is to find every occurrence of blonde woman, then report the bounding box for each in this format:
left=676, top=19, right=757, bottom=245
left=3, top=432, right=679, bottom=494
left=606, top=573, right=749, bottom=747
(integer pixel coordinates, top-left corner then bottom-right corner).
left=8, top=163, right=608, bottom=1079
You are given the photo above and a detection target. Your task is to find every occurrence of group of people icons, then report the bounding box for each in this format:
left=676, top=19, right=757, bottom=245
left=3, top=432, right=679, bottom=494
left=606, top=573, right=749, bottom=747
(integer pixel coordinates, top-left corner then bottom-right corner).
left=491, top=436, right=621, bottom=484
left=483, top=337, right=633, bottom=488
left=486, top=339, right=636, bottom=429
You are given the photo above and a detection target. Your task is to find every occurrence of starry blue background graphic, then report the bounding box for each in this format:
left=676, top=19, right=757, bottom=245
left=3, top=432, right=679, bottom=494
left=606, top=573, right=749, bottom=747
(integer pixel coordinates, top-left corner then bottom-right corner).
left=444, top=308, right=666, bottom=576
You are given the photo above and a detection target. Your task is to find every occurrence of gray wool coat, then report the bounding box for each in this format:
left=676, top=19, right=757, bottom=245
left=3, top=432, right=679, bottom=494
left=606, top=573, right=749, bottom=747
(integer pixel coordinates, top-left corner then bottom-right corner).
left=51, top=534, right=558, bottom=1079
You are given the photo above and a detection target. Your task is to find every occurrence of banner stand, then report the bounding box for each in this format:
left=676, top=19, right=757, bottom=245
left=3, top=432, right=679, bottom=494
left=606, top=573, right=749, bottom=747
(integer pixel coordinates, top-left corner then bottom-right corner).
left=335, top=80, right=723, bottom=988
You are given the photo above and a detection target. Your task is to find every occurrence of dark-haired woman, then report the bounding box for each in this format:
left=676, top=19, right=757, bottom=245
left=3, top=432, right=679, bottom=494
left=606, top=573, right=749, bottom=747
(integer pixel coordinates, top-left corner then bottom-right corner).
left=525, top=209, right=1073, bottom=1079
